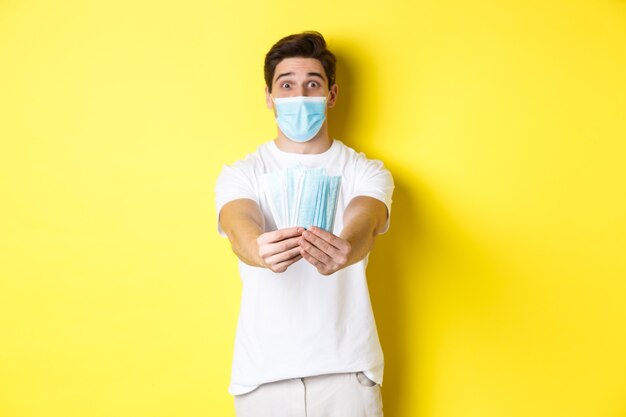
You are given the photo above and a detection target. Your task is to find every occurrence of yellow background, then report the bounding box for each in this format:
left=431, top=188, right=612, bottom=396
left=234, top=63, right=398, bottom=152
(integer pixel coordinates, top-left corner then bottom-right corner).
left=1, top=0, right=625, bottom=416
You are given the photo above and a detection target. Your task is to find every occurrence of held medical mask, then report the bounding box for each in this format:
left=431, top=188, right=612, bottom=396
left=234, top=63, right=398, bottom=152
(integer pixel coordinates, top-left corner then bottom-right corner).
left=260, top=165, right=341, bottom=232
left=271, top=95, right=327, bottom=142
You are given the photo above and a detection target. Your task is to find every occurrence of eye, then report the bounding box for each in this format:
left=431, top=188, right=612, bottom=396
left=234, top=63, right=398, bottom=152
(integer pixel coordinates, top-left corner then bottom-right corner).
left=281, top=82, right=292, bottom=89
left=307, top=81, right=320, bottom=88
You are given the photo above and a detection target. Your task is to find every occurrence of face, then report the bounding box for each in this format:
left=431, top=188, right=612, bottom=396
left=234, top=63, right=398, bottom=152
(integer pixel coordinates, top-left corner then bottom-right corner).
left=265, top=57, right=338, bottom=110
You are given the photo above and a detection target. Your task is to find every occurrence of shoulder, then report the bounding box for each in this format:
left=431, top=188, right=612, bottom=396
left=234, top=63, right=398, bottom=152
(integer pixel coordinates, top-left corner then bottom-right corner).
left=215, top=142, right=276, bottom=205
left=218, top=141, right=273, bottom=176
left=333, top=140, right=391, bottom=176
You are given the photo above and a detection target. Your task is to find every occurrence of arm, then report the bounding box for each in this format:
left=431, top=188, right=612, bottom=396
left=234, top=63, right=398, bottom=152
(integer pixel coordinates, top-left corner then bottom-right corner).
left=299, top=196, right=389, bottom=275
left=219, top=198, right=304, bottom=273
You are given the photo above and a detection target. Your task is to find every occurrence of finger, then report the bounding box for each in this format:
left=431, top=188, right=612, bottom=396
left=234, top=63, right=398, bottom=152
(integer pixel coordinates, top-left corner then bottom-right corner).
left=307, top=226, right=349, bottom=250
left=300, top=247, right=321, bottom=268
left=259, top=227, right=304, bottom=244
left=273, top=254, right=302, bottom=273
left=262, top=235, right=302, bottom=258
left=301, top=230, right=340, bottom=258
left=299, top=236, right=332, bottom=264
left=265, top=245, right=303, bottom=266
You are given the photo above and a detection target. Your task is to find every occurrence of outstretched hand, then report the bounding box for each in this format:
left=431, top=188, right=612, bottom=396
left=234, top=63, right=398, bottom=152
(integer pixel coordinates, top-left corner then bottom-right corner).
left=256, top=227, right=304, bottom=273
left=298, top=226, right=352, bottom=276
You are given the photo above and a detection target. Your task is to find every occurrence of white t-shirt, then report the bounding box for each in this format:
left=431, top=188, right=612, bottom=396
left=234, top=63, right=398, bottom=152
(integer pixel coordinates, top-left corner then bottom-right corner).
left=215, top=139, right=394, bottom=395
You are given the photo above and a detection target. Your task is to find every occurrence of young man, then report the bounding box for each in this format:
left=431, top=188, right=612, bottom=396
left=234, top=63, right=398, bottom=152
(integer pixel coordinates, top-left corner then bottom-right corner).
left=215, top=31, right=394, bottom=417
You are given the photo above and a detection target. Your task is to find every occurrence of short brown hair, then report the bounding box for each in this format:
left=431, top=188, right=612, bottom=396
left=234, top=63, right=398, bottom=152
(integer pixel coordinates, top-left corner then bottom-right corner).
left=264, top=31, right=336, bottom=93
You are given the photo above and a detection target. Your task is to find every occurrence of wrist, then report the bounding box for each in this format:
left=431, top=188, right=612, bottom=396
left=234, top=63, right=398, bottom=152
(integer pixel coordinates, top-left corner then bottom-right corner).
left=232, top=230, right=264, bottom=267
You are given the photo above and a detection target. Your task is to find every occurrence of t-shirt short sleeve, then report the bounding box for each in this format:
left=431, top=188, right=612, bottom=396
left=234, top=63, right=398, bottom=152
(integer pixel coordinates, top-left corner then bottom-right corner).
left=214, top=159, right=259, bottom=237
left=350, top=155, right=395, bottom=234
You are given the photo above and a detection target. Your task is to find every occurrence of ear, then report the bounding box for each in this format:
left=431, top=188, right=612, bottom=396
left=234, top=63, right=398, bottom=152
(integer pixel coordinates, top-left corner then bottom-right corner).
left=327, top=84, right=339, bottom=108
left=265, top=86, right=273, bottom=109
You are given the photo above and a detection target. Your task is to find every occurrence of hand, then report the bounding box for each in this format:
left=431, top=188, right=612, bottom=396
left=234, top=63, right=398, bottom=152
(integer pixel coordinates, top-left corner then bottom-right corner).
left=256, top=227, right=304, bottom=273
left=298, top=226, right=352, bottom=275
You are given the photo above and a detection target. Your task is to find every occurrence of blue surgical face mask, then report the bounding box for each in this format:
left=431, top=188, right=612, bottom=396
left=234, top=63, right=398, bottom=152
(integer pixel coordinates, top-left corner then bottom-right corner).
left=271, top=95, right=328, bottom=142
left=260, top=164, right=341, bottom=232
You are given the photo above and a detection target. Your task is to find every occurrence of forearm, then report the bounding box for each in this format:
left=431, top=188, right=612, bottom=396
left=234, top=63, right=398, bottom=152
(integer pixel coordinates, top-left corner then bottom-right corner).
left=339, top=196, right=388, bottom=266
left=229, top=222, right=264, bottom=267
left=340, top=211, right=378, bottom=266
left=219, top=200, right=264, bottom=267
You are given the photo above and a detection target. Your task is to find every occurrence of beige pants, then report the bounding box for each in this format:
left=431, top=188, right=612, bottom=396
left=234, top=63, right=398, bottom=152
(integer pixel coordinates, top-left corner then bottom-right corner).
left=234, top=372, right=383, bottom=417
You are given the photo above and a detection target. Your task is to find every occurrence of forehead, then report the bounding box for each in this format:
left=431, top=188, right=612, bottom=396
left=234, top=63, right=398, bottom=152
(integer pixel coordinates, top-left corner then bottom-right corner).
left=273, top=57, right=326, bottom=82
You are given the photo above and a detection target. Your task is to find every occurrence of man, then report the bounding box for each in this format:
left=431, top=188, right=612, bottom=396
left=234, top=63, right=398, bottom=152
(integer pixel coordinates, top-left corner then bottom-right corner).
left=215, top=31, right=394, bottom=417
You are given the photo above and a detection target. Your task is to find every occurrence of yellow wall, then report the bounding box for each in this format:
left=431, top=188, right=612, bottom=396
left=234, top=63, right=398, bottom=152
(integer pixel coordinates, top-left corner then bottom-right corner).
left=1, top=0, right=625, bottom=416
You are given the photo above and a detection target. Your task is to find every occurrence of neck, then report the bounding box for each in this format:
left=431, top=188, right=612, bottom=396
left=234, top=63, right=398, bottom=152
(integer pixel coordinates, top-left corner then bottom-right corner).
left=274, top=123, right=332, bottom=154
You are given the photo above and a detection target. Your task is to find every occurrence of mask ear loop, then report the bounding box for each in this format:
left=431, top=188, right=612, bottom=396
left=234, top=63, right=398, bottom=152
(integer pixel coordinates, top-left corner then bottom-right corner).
left=323, top=90, right=334, bottom=115
left=269, top=94, right=280, bottom=119
left=323, top=90, right=332, bottom=113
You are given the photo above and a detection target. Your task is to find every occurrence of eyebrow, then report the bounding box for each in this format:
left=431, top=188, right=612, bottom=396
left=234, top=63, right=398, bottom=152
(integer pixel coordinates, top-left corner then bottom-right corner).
left=274, top=71, right=326, bottom=83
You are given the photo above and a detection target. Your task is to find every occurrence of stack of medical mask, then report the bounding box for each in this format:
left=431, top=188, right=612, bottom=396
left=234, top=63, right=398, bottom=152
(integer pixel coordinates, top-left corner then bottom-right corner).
left=260, top=166, right=341, bottom=232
